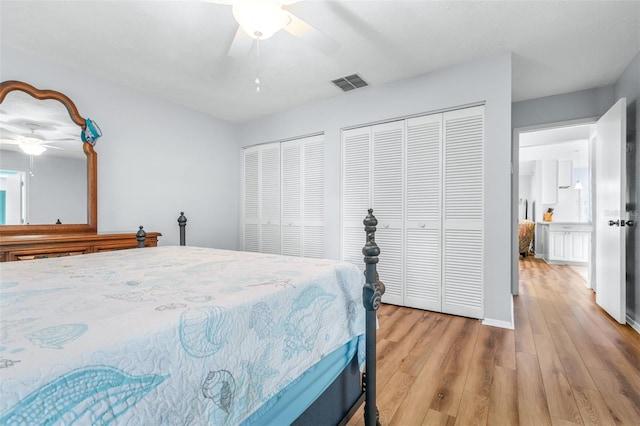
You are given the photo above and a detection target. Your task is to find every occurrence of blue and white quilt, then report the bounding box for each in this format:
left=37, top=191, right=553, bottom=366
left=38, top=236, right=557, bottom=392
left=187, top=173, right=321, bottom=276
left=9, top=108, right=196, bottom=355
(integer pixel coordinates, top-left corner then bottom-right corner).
left=0, top=246, right=366, bottom=425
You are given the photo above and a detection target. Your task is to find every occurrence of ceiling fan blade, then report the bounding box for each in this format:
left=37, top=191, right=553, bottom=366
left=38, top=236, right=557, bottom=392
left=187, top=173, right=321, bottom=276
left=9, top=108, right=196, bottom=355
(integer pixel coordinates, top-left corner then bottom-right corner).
left=282, top=10, right=339, bottom=55
left=0, top=139, right=20, bottom=145
left=227, top=25, right=255, bottom=58
left=42, top=144, right=63, bottom=150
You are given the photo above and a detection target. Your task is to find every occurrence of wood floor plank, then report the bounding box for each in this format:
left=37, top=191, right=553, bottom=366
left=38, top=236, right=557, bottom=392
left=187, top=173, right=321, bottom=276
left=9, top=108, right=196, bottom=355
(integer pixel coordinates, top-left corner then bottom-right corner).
left=453, top=391, right=489, bottom=426
left=514, top=295, right=537, bottom=355
left=421, top=408, right=456, bottom=426
left=376, top=371, right=416, bottom=426
left=389, top=348, right=449, bottom=426
left=516, top=352, right=552, bottom=426
left=428, top=320, right=480, bottom=417
left=572, top=387, right=617, bottom=426
left=588, top=367, right=640, bottom=426
left=487, top=365, right=518, bottom=426
left=495, top=327, right=516, bottom=370
left=533, top=332, right=583, bottom=424
left=465, top=325, right=501, bottom=397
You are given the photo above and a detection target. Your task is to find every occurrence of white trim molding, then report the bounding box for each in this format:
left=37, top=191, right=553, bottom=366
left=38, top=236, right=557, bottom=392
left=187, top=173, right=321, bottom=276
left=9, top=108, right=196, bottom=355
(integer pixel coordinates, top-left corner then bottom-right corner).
left=627, top=314, right=640, bottom=334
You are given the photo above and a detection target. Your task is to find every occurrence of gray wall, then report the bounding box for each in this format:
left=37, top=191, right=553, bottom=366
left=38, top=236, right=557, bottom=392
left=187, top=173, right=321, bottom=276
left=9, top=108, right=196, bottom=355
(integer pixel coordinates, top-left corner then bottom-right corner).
left=0, top=150, right=86, bottom=224
left=1, top=45, right=239, bottom=248
left=614, top=52, right=639, bottom=328
left=238, top=53, right=514, bottom=325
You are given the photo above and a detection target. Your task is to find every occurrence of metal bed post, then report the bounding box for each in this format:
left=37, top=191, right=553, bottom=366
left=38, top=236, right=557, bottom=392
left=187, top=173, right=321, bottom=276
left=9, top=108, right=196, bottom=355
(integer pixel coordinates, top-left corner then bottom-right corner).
left=178, top=212, right=187, bottom=246
left=362, top=209, right=384, bottom=426
left=136, top=226, right=146, bottom=248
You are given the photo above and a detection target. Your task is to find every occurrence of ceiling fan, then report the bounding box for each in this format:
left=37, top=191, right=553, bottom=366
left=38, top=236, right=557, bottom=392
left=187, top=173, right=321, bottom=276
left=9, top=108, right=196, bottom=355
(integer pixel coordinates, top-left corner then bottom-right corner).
left=207, top=0, right=340, bottom=58
left=0, top=123, right=74, bottom=156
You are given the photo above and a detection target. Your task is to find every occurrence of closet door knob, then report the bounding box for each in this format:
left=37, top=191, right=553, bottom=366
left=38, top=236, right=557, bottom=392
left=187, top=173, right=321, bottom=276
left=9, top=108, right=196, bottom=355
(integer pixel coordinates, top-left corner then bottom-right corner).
left=420, top=223, right=426, bottom=228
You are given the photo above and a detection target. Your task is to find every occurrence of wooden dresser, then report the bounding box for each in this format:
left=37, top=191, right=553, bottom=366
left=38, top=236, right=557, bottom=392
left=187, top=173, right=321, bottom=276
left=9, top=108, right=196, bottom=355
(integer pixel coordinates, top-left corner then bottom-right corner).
left=0, top=232, right=162, bottom=262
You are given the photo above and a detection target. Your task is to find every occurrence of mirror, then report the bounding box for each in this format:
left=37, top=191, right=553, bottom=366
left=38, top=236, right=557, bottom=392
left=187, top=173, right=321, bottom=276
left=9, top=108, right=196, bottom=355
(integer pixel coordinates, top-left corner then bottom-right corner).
left=0, top=81, right=97, bottom=236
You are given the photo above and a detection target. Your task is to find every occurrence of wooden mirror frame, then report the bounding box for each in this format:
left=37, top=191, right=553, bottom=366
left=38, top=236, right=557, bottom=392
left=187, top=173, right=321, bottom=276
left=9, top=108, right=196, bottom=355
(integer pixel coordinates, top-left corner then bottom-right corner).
left=0, top=80, right=97, bottom=236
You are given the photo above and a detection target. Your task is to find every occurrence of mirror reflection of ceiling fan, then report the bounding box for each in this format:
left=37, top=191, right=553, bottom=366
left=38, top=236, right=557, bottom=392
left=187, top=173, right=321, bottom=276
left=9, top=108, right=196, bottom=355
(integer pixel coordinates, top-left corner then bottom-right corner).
left=0, top=122, right=74, bottom=156
left=208, top=0, right=340, bottom=58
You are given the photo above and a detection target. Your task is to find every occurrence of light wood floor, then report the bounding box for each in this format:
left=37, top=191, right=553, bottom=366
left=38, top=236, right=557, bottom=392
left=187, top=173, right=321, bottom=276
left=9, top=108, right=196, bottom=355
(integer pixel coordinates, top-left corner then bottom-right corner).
left=347, top=256, right=640, bottom=425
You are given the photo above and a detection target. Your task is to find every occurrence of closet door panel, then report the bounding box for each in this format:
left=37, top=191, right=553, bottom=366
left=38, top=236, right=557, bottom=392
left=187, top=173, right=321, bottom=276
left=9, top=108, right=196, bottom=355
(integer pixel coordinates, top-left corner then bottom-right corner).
left=372, top=121, right=404, bottom=226
left=405, top=114, right=442, bottom=311
left=260, top=143, right=281, bottom=254
left=303, top=135, right=325, bottom=258
left=376, top=227, right=403, bottom=306
left=243, top=147, right=260, bottom=252
left=281, top=141, right=302, bottom=256
left=342, top=127, right=371, bottom=264
left=405, top=228, right=441, bottom=311
left=442, top=106, right=484, bottom=319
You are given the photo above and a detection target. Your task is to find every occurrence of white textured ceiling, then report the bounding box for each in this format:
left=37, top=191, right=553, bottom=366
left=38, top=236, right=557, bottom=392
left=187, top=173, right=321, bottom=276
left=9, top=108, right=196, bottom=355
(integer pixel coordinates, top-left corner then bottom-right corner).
left=1, top=0, right=639, bottom=123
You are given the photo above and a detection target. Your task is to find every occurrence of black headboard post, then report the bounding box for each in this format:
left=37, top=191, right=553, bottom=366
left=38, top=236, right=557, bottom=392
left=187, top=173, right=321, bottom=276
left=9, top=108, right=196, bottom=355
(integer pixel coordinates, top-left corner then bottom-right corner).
left=178, top=212, right=187, bottom=246
left=136, top=226, right=146, bottom=248
left=362, top=208, right=383, bottom=426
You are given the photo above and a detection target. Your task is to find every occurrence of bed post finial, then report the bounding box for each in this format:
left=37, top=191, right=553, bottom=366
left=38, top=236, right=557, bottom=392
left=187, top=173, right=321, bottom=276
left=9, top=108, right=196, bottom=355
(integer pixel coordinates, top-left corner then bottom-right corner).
left=362, top=208, right=383, bottom=426
left=136, top=225, right=147, bottom=248
left=178, top=212, right=187, bottom=246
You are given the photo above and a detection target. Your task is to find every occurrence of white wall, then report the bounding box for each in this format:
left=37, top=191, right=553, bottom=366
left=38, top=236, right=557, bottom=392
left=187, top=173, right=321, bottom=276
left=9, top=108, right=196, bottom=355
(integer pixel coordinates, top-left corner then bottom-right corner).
left=1, top=45, right=239, bottom=248
left=238, top=53, right=513, bottom=325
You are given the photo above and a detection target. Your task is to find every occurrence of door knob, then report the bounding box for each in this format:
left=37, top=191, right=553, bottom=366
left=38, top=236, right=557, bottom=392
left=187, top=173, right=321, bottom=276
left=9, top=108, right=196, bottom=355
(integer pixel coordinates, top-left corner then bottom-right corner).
left=623, top=220, right=635, bottom=227
left=609, top=220, right=620, bottom=227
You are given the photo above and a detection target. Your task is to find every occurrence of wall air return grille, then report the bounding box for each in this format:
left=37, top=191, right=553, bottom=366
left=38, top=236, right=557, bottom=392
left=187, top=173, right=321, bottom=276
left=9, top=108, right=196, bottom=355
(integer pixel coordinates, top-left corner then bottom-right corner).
left=331, top=74, right=368, bottom=92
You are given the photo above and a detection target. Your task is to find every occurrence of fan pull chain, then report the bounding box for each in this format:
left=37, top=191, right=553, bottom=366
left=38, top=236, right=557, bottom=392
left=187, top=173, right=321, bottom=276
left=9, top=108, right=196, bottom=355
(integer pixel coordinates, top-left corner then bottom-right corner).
left=29, top=155, right=35, bottom=177
left=255, top=33, right=262, bottom=93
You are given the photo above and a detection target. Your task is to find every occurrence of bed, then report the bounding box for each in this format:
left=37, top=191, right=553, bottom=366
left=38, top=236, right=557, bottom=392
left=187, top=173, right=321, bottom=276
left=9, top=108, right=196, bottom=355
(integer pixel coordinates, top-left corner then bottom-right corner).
left=0, top=210, right=383, bottom=425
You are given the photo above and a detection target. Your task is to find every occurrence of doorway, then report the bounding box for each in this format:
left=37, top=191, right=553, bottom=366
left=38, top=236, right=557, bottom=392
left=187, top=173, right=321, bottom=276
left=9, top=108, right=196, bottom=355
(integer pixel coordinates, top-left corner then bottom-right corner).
left=512, top=119, right=596, bottom=295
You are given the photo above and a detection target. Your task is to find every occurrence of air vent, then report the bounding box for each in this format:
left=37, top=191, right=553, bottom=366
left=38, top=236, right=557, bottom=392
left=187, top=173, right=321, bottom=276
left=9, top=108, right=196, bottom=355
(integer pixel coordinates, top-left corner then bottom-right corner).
left=331, top=74, right=368, bottom=92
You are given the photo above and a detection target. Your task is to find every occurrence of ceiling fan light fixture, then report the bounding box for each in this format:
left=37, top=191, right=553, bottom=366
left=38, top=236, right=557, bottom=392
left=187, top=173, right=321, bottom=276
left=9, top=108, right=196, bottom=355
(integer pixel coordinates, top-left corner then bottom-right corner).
left=19, top=142, right=46, bottom=156
left=232, top=0, right=288, bottom=40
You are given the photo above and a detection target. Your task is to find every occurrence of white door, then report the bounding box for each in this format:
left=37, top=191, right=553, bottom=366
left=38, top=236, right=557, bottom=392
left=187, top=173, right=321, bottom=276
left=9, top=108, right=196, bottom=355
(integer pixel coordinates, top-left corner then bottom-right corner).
left=441, top=106, right=484, bottom=319
left=595, top=98, right=627, bottom=324
left=372, top=120, right=405, bottom=306
left=405, top=114, right=442, bottom=311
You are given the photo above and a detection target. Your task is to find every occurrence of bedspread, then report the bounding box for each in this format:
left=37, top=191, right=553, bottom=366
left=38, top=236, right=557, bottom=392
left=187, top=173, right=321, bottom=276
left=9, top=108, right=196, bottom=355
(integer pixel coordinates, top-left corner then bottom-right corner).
left=0, top=246, right=366, bottom=425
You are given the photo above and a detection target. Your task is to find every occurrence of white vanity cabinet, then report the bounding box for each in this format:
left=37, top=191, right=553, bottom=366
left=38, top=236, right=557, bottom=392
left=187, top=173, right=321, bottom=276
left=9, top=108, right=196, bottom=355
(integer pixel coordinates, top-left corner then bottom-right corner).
left=537, top=222, right=591, bottom=264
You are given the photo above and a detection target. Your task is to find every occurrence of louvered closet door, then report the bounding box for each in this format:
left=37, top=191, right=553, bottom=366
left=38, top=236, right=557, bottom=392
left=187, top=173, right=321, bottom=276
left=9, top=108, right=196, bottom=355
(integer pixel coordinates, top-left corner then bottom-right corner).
left=260, top=143, right=281, bottom=254
left=281, top=140, right=302, bottom=256
left=302, top=135, right=325, bottom=258
left=372, top=121, right=404, bottom=306
left=243, top=147, right=260, bottom=252
left=405, top=114, right=442, bottom=311
left=442, top=106, right=484, bottom=319
left=342, top=127, right=371, bottom=268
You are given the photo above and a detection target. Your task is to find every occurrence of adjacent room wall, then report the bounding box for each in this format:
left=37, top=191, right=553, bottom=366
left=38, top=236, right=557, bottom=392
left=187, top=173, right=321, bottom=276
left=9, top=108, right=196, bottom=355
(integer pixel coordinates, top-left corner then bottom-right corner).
left=238, top=53, right=514, bottom=326
left=614, top=52, right=639, bottom=330
left=1, top=45, right=239, bottom=249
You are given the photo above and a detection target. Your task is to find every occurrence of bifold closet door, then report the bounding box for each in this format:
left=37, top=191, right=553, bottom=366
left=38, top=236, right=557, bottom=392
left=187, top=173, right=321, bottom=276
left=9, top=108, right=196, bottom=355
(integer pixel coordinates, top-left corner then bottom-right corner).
left=342, top=127, right=371, bottom=268
left=371, top=121, right=404, bottom=306
left=405, top=114, right=442, bottom=311
left=281, top=135, right=325, bottom=258
left=242, top=143, right=281, bottom=254
left=243, top=147, right=260, bottom=252
left=302, top=136, right=325, bottom=258
left=442, top=106, right=484, bottom=319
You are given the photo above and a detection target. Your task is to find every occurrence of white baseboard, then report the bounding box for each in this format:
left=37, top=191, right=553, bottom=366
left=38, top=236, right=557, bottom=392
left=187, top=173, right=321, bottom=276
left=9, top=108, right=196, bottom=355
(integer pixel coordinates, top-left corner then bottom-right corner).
left=627, top=315, right=640, bottom=334
left=482, top=297, right=515, bottom=330
left=482, top=318, right=514, bottom=329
